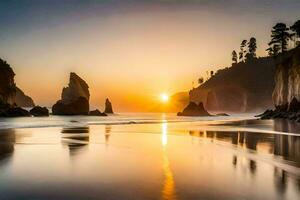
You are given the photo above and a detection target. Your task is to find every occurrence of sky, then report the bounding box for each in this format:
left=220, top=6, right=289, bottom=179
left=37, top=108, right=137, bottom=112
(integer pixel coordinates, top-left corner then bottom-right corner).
left=0, top=0, right=299, bottom=112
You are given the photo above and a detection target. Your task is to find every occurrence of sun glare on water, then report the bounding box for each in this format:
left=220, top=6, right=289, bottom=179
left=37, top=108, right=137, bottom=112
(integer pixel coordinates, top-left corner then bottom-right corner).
left=160, top=93, right=169, bottom=103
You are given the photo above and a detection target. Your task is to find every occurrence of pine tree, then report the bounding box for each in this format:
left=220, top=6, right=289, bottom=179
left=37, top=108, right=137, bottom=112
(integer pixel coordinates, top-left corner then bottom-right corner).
left=267, top=23, right=291, bottom=54
left=239, top=40, right=247, bottom=62
left=232, top=50, right=238, bottom=64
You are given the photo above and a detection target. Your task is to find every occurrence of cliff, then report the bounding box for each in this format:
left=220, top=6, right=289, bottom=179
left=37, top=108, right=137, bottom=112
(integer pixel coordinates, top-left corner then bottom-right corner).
left=52, top=72, right=90, bottom=115
left=0, top=59, right=16, bottom=105
left=15, top=87, right=35, bottom=107
left=258, top=46, right=300, bottom=121
left=272, top=46, right=300, bottom=110
left=190, top=57, right=276, bottom=112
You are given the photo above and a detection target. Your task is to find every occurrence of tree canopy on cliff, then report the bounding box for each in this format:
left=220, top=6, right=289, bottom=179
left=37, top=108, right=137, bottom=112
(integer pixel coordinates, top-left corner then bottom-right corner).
left=267, top=23, right=291, bottom=55
left=245, top=37, right=257, bottom=62
left=291, top=20, right=300, bottom=46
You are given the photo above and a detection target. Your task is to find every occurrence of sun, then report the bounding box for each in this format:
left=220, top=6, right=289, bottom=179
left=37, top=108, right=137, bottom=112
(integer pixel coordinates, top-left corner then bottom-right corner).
left=160, top=93, right=169, bottom=103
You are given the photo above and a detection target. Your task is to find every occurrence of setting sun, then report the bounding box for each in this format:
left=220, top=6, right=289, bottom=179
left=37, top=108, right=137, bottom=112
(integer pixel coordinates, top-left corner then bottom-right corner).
left=160, top=93, right=169, bottom=103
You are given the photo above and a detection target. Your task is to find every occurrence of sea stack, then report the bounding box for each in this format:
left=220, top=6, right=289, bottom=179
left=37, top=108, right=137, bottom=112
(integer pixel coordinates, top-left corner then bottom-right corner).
left=30, top=106, right=49, bottom=117
left=52, top=72, right=90, bottom=115
left=177, top=102, right=211, bottom=116
left=104, top=98, right=114, bottom=114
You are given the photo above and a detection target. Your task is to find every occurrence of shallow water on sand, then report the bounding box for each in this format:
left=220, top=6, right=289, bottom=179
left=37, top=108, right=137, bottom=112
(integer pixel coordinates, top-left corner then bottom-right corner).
left=0, top=113, right=299, bottom=200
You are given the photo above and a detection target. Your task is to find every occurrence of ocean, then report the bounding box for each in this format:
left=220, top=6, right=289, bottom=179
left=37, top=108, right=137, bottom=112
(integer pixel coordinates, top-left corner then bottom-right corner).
left=0, top=113, right=299, bottom=200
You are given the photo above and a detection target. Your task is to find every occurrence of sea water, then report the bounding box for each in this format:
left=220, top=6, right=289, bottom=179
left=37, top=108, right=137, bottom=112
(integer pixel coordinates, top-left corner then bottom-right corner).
left=0, top=113, right=299, bottom=200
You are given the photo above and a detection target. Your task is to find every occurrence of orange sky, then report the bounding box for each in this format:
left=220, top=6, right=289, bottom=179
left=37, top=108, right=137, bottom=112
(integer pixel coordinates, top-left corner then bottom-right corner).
left=0, top=1, right=299, bottom=112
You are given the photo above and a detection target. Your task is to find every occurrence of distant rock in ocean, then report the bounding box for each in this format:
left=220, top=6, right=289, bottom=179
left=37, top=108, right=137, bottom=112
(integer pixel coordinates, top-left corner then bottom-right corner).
left=177, top=102, right=211, bottom=116
left=52, top=72, right=90, bottom=115
left=89, top=109, right=107, bottom=116
left=15, top=87, right=35, bottom=107
left=104, top=98, right=114, bottom=114
left=30, top=106, right=49, bottom=116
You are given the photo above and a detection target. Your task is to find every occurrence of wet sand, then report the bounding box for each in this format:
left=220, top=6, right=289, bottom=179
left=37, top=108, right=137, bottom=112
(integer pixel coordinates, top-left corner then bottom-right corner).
left=0, top=115, right=299, bottom=200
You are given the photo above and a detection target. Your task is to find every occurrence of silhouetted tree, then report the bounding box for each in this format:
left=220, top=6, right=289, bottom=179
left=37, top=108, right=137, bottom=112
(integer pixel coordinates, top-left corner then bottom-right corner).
left=232, top=50, right=238, bottom=64
left=268, top=23, right=291, bottom=54
left=246, top=37, right=257, bottom=62
left=266, top=44, right=280, bottom=56
left=290, top=20, right=300, bottom=46
left=239, top=40, right=247, bottom=62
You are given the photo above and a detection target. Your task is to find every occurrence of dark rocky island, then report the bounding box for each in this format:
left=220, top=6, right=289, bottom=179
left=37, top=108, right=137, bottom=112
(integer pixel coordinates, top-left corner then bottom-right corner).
left=259, top=46, right=300, bottom=121
left=89, top=109, right=107, bottom=116
left=52, top=72, right=90, bottom=115
left=104, top=98, right=114, bottom=114
left=177, top=102, right=211, bottom=116
left=30, top=106, right=49, bottom=116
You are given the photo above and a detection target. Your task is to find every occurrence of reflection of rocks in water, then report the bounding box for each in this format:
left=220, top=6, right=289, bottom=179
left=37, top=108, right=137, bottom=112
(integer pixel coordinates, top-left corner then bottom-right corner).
left=61, top=127, right=89, bottom=156
left=274, top=167, right=287, bottom=195
left=206, top=131, right=214, bottom=139
left=215, top=131, right=238, bottom=145
left=274, top=134, right=300, bottom=165
left=232, top=155, right=237, bottom=167
left=249, top=160, right=257, bottom=174
left=0, top=129, right=15, bottom=165
left=273, top=119, right=300, bottom=165
left=244, top=133, right=259, bottom=150
left=274, top=119, right=300, bottom=133
left=189, top=129, right=300, bottom=166
left=105, top=125, right=111, bottom=144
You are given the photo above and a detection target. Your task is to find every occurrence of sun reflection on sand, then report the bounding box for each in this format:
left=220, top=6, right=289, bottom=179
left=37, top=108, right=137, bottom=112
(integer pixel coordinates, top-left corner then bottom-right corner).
left=161, top=123, right=177, bottom=200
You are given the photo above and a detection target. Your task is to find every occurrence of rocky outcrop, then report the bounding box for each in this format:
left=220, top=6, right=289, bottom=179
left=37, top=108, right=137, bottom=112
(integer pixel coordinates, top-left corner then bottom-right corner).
left=0, top=106, right=30, bottom=117
left=259, top=46, right=300, bottom=121
left=177, top=102, right=211, bottom=116
left=30, top=106, right=49, bottom=116
left=89, top=109, right=107, bottom=116
left=0, top=59, right=16, bottom=105
left=104, top=98, right=114, bottom=114
left=190, top=57, right=276, bottom=112
left=216, top=113, right=229, bottom=116
left=0, top=59, right=33, bottom=117
left=15, top=87, right=35, bottom=107
left=52, top=73, right=90, bottom=115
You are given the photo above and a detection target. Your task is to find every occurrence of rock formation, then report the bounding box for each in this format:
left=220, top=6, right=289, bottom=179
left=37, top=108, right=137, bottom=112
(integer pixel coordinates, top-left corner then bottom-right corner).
left=52, top=72, right=90, bottom=115
left=15, top=87, right=35, bottom=107
left=30, top=106, right=49, bottom=116
left=0, top=106, right=30, bottom=117
left=0, top=59, right=16, bottom=105
left=259, top=46, right=300, bottom=121
left=177, top=102, right=211, bottom=116
left=104, top=98, right=114, bottom=114
left=0, top=58, right=32, bottom=117
left=89, top=109, right=107, bottom=116
left=189, top=57, right=276, bottom=112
